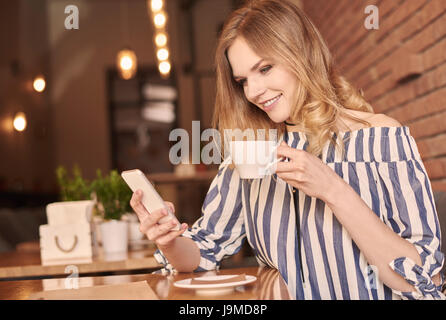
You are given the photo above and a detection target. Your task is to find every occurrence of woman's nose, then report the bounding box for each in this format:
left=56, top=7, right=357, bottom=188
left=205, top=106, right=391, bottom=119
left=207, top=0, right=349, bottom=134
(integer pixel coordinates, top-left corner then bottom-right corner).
left=246, top=79, right=266, bottom=103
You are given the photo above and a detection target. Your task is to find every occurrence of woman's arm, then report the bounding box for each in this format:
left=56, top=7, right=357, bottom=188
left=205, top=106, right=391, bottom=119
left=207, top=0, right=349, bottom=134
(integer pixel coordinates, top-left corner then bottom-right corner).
left=157, top=237, right=201, bottom=272
left=276, top=142, right=443, bottom=295
left=130, top=191, right=200, bottom=272
left=135, top=163, right=246, bottom=274
left=325, top=177, right=440, bottom=292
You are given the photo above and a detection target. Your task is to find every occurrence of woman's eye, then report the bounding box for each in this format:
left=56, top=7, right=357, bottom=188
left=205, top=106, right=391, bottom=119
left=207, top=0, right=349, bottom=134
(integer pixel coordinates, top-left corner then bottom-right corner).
left=260, top=65, right=272, bottom=74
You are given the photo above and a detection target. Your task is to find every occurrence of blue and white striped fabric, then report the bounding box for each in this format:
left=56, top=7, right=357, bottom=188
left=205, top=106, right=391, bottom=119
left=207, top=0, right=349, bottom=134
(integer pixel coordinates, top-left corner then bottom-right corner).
left=155, top=126, right=445, bottom=300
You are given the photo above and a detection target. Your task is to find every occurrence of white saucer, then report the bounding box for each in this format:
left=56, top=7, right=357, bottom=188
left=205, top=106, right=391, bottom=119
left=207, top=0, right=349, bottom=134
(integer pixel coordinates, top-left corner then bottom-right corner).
left=173, top=275, right=257, bottom=295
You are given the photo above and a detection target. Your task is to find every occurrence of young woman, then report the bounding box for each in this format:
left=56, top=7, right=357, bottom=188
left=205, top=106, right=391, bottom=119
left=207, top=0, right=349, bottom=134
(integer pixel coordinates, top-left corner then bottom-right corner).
left=130, top=0, right=444, bottom=299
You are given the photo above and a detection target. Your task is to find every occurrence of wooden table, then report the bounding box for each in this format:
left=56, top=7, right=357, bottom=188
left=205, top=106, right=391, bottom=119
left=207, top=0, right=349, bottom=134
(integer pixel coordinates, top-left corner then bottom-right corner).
left=0, top=171, right=219, bottom=281
left=0, top=266, right=291, bottom=300
left=0, top=244, right=161, bottom=280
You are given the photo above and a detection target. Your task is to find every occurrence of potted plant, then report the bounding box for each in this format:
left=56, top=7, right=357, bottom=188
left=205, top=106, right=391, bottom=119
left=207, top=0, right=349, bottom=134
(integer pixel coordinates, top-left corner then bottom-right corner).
left=54, top=165, right=95, bottom=224
left=56, top=165, right=92, bottom=202
left=90, top=169, right=133, bottom=254
left=45, top=165, right=95, bottom=263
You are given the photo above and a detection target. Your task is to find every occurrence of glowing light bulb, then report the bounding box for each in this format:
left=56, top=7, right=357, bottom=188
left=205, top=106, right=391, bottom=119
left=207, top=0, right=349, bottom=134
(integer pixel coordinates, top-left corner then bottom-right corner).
left=154, top=13, right=166, bottom=28
left=13, top=112, right=27, bottom=132
left=116, top=49, right=137, bottom=80
left=159, top=61, right=171, bottom=75
left=33, top=76, right=46, bottom=92
left=157, top=48, right=169, bottom=61
left=155, top=32, right=167, bottom=47
left=120, top=56, right=133, bottom=70
left=151, top=0, right=163, bottom=12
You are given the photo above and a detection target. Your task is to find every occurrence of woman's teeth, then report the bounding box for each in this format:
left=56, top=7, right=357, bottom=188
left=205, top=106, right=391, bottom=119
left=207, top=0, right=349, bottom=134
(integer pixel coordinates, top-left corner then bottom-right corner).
left=263, top=94, right=281, bottom=107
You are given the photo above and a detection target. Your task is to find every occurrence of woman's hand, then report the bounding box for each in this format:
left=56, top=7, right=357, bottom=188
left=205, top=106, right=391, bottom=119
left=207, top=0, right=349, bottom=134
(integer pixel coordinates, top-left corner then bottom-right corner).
left=130, top=190, right=188, bottom=248
left=275, top=141, right=347, bottom=202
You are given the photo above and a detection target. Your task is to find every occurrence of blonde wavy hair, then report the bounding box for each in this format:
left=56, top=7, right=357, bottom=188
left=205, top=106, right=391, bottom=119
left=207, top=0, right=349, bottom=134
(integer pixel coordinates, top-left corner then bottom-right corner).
left=212, top=0, right=373, bottom=158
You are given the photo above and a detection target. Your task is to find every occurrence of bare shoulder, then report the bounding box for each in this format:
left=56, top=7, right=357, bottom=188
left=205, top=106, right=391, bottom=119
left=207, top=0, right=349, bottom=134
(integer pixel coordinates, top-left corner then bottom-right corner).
left=339, top=109, right=402, bottom=131
left=368, top=113, right=402, bottom=128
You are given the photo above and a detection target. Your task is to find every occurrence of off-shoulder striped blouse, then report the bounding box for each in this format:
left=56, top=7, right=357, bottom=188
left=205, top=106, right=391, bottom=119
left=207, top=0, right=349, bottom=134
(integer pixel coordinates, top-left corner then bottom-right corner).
left=155, top=126, right=445, bottom=300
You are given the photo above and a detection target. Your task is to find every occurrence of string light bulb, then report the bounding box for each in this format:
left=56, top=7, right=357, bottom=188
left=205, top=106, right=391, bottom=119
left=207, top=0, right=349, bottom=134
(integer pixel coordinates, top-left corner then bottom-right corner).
left=116, top=49, right=137, bottom=80
left=154, top=32, right=167, bottom=47
left=157, top=48, right=169, bottom=61
left=159, top=61, right=171, bottom=76
left=151, top=0, right=163, bottom=12
left=33, top=76, right=46, bottom=93
left=148, top=0, right=171, bottom=78
left=153, top=12, right=166, bottom=28
left=13, top=112, right=27, bottom=132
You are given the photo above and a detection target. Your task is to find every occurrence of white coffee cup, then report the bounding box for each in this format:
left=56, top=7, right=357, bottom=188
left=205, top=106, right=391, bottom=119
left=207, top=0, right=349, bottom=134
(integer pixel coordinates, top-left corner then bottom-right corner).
left=230, top=140, right=281, bottom=179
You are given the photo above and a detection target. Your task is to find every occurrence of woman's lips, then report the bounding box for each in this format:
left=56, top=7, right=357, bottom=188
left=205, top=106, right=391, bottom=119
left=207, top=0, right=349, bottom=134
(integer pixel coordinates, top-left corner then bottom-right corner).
left=262, top=94, right=282, bottom=112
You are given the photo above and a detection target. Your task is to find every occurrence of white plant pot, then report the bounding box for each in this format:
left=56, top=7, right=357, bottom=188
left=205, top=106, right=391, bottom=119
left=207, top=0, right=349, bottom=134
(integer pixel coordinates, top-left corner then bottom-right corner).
left=125, top=214, right=144, bottom=241
left=100, top=220, right=128, bottom=253
left=128, top=221, right=144, bottom=241
left=123, top=213, right=145, bottom=250
left=91, top=216, right=103, bottom=252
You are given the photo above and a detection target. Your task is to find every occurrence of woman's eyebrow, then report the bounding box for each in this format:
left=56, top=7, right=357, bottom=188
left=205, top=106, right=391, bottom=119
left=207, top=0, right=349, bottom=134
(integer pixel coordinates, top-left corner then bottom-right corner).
left=233, top=58, right=265, bottom=79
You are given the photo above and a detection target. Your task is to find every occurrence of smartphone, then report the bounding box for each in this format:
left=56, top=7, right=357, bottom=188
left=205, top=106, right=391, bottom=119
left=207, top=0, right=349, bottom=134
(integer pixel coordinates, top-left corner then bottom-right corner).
left=121, top=169, right=180, bottom=231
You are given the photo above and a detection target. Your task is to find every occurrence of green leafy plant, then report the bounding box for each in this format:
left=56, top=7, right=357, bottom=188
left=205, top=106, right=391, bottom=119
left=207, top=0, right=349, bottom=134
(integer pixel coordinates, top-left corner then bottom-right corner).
left=55, top=165, right=133, bottom=221
left=55, top=165, right=92, bottom=201
left=90, top=169, right=132, bottom=221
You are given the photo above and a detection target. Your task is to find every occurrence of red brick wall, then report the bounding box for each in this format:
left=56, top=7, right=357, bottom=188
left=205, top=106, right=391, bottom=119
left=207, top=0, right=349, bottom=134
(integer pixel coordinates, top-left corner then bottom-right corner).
left=303, top=0, right=446, bottom=191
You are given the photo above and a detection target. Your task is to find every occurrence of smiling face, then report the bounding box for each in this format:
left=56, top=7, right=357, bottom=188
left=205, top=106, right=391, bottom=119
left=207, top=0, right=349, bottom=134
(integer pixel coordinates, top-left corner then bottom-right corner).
left=227, top=37, right=298, bottom=123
